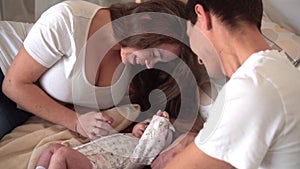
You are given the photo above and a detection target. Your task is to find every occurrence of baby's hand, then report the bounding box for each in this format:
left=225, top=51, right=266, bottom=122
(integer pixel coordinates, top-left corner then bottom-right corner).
left=156, top=110, right=169, bottom=119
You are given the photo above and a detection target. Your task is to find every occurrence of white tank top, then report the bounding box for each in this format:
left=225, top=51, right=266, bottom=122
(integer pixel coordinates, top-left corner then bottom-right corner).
left=39, top=58, right=131, bottom=110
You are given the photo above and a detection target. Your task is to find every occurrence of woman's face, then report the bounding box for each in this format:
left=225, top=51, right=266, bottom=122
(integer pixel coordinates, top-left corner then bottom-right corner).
left=120, top=43, right=181, bottom=69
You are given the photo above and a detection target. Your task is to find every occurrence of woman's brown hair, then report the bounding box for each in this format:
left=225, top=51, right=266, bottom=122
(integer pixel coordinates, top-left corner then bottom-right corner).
left=110, top=0, right=208, bottom=123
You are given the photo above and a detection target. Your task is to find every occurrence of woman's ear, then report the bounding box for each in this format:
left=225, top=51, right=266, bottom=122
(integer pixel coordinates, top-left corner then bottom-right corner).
left=194, top=4, right=212, bottom=30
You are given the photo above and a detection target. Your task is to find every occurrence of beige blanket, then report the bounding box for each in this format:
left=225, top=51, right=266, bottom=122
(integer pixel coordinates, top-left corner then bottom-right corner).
left=0, top=104, right=140, bottom=169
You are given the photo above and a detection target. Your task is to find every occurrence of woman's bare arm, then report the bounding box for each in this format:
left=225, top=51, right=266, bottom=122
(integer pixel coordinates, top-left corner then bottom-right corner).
left=2, top=46, right=78, bottom=132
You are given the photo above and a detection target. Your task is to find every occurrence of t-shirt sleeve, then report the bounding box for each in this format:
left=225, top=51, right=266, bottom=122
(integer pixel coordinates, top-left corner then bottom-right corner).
left=23, top=2, right=73, bottom=68
left=195, top=77, right=285, bottom=169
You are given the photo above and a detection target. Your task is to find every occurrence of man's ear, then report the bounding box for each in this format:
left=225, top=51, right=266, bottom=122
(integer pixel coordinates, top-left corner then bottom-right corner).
left=195, top=4, right=212, bottom=30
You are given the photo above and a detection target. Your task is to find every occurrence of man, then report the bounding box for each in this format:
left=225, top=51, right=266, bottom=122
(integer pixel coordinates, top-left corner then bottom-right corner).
left=164, top=0, right=300, bottom=168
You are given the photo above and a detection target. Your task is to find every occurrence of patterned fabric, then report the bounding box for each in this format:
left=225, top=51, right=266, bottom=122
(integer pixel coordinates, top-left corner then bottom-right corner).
left=74, top=133, right=140, bottom=169
left=130, top=115, right=175, bottom=165
left=73, top=116, right=175, bottom=169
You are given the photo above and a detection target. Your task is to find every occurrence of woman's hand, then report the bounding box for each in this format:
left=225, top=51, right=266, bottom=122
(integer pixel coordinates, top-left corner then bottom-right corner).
left=151, top=132, right=197, bottom=169
left=76, top=111, right=114, bottom=139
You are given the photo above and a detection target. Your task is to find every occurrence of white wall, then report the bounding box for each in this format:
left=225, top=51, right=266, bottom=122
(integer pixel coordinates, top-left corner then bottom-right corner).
left=0, top=0, right=35, bottom=22
left=0, top=0, right=138, bottom=22
left=0, top=0, right=2, bottom=20
left=34, top=0, right=137, bottom=21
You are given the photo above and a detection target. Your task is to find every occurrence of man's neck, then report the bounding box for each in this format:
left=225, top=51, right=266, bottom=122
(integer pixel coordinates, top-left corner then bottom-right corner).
left=215, top=24, right=271, bottom=77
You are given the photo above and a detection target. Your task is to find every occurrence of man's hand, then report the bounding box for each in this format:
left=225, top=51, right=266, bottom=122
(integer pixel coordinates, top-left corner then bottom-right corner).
left=151, top=132, right=197, bottom=169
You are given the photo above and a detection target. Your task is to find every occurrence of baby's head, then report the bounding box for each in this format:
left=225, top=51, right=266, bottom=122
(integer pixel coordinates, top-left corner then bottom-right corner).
left=132, top=120, right=150, bottom=138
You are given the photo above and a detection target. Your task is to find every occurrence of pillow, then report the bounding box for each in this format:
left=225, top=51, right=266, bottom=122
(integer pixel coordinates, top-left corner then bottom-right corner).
left=261, top=13, right=300, bottom=68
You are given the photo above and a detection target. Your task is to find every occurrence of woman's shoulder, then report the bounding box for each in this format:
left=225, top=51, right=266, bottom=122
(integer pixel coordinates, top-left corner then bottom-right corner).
left=33, top=1, right=102, bottom=32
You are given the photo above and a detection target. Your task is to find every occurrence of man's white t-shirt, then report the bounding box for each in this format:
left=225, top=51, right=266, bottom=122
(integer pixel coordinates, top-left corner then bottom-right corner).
left=195, top=50, right=300, bottom=169
left=23, top=1, right=130, bottom=110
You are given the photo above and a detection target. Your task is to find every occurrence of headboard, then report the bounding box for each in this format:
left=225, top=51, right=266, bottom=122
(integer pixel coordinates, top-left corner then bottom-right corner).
left=1, top=0, right=299, bottom=32
left=1, top=0, right=299, bottom=67
left=263, top=0, right=300, bottom=35
left=261, top=0, right=300, bottom=68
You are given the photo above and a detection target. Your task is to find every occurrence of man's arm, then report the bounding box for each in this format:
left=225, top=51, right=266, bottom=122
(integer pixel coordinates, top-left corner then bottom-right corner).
left=164, top=142, right=232, bottom=169
left=151, top=132, right=197, bottom=169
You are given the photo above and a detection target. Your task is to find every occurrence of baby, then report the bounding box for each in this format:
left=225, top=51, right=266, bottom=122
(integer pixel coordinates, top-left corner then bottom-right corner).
left=35, top=110, right=174, bottom=169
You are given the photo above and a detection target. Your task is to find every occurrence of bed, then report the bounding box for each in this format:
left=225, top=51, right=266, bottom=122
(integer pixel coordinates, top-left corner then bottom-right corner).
left=0, top=104, right=143, bottom=169
left=1, top=0, right=300, bottom=169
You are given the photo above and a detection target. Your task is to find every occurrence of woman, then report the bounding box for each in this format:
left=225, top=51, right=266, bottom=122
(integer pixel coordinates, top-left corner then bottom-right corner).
left=1, top=0, right=204, bottom=139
